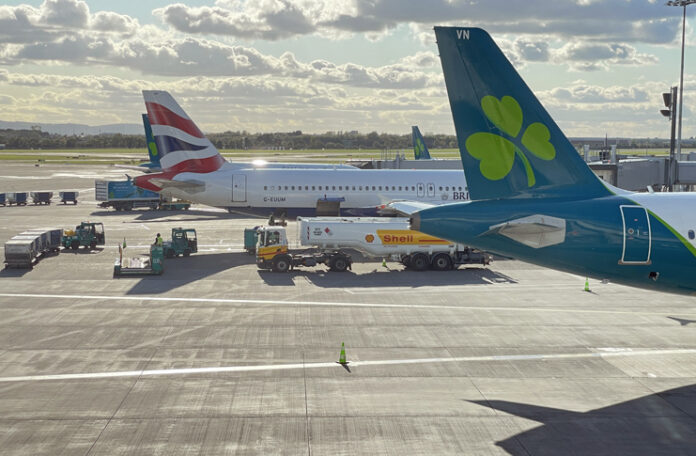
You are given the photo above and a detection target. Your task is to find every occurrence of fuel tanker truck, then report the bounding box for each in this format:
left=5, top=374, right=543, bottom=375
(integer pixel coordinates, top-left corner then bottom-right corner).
left=255, top=217, right=489, bottom=272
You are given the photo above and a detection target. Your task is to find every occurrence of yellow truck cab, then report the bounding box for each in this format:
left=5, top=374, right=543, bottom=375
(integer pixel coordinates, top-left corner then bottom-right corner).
left=256, top=227, right=289, bottom=269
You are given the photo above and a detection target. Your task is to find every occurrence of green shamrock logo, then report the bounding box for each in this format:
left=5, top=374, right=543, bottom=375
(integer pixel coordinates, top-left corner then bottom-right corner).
left=148, top=141, right=158, bottom=157
left=465, top=95, right=555, bottom=187
left=414, top=138, right=425, bottom=158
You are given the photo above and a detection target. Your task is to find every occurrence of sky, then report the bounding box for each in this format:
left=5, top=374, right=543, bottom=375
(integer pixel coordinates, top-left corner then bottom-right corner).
left=0, top=0, right=694, bottom=137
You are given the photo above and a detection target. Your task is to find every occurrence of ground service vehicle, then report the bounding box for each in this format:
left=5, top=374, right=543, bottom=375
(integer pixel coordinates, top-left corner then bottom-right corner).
left=59, top=191, right=78, bottom=204
left=256, top=226, right=352, bottom=272
left=114, top=244, right=164, bottom=276
left=62, top=222, right=105, bottom=250
left=0, top=193, right=5, bottom=206
left=298, top=217, right=489, bottom=271
left=6, top=192, right=28, bottom=206
left=95, top=179, right=161, bottom=211
left=163, top=228, right=197, bottom=258
left=31, top=192, right=53, bottom=205
left=4, top=228, right=62, bottom=268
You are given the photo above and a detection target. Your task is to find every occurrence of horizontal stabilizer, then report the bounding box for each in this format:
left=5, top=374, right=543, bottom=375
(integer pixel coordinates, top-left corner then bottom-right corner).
left=113, top=164, right=162, bottom=173
left=148, top=178, right=205, bottom=193
left=482, top=214, right=566, bottom=248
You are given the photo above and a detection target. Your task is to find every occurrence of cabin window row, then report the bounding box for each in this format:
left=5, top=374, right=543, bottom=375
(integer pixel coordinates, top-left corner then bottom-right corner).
left=263, top=185, right=465, bottom=192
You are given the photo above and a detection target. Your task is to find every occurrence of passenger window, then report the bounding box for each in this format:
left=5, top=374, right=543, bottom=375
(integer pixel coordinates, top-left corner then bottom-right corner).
left=264, top=186, right=267, bottom=190
left=332, top=186, right=336, bottom=191
left=411, top=186, right=415, bottom=191
left=305, top=186, right=308, bottom=190
left=312, top=186, right=316, bottom=191
left=338, top=186, right=342, bottom=191
left=291, top=186, right=295, bottom=190
left=352, top=186, right=356, bottom=191
left=372, top=186, right=376, bottom=191
left=439, top=186, right=443, bottom=191
left=359, top=186, right=363, bottom=190
left=398, top=186, right=402, bottom=191
left=689, top=230, right=695, bottom=240
left=378, top=186, right=382, bottom=191
left=446, top=186, right=449, bottom=191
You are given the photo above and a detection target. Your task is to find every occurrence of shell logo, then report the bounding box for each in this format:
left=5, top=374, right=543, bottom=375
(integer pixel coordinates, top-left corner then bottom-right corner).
left=365, top=234, right=375, bottom=243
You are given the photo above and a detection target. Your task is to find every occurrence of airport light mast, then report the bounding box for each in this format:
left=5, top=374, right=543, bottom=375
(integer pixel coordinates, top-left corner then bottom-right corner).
left=666, top=0, right=696, bottom=168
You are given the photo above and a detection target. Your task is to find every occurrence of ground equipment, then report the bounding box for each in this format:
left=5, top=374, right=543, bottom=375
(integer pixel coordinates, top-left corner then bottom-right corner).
left=297, top=217, right=489, bottom=271
left=31, top=192, right=53, bottom=205
left=244, top=227, right=260, bottom=254
left=6, top=192, right=28, bottom=206
left=0, top=193, right=5, bottom=206
left=162, top=228, right=197, bottom=258
left=114, top=244, right=164, bottom=276
left=95, top=179, right=161, bottom=211
left=61, top=222, right=105, bottom=250
left=4, top=228, right=62, bottom=268
left=59, top=191, right=78, bottom=204
left=256, top=226, right=352, bottom=272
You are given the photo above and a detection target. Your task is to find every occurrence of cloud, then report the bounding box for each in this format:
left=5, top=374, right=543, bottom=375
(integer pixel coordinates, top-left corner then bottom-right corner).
left=556, top=42, right=659, bottom=71
left=155, top=0, right=680, bottom=46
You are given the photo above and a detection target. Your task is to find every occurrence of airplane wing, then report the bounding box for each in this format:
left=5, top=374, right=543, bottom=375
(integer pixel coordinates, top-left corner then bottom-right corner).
left=113, top=164, right=162, bottom=173
left=149, top=178, right=206, bottom=193
left=379, top=200, right=439, bottom=216
left=480, top=214, right=566, bottom=248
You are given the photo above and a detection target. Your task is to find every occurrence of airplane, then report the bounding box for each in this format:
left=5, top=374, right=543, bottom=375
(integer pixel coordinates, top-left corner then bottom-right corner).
left=114, top=114, right=162, bottom=173
left=412, top=126, right=432, bottom=160
left=133, top=90, right=469, bottom=217
left=409, top=27, right=696, bottom=295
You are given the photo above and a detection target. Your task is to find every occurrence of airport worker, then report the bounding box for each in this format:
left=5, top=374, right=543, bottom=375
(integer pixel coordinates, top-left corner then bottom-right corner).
left=155, top=233, right=163, bottom=246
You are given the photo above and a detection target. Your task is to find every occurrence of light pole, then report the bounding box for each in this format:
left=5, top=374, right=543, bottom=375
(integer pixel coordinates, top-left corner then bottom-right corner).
left=666, top=0, right=695, bottom=167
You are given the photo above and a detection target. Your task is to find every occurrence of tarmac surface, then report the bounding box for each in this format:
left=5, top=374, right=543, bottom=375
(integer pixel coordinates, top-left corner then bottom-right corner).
left=1, top=163, right=696, bottom=455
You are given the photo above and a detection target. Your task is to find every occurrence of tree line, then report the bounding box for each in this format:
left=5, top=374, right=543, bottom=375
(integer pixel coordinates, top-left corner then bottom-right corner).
left=0, top=128, right=691, bottom=151
left=0, top=129, right=458, bottom=150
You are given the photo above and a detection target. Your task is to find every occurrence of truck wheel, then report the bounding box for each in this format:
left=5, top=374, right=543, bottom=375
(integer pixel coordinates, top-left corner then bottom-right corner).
left=410, top=253, right=429, bottom=271
left=70, top=240, right=79, bottom=250
left=89, top=241, right=97, bottom=250
left=329, top=255, right=349, bottom=272
left=431, top=253, right=453, bottom=271
left=183, top=249, right=191, bottom=257
left=400, top=255, right=411, bottom=268
left=272, top=255, right=291, bottom=273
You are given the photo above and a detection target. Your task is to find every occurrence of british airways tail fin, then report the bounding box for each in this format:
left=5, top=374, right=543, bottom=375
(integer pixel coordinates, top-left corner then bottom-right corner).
left=142, top=90, right=225, bottom=173
left=141, top=113, right=160, bottom=168
left=412, top=126, right=431, bottom=160
left=435, top=27, right=609, bottom=200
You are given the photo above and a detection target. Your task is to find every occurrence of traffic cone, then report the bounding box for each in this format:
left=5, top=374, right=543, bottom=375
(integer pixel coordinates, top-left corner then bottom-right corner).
left=123, top=237, right=127, bottom=249
left=339, top=342, right=347, bottom=364
left=584, top=278, right=590, bottom=292
left=382, top=258, right=387, bottom=268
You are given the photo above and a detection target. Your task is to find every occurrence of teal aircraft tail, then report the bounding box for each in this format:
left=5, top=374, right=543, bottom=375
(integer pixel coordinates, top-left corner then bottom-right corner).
left=142, top=113, right=160, bottom=169
left=411, top=126, right=431, bottom=160
left=434, top=27, right=609, bottom=200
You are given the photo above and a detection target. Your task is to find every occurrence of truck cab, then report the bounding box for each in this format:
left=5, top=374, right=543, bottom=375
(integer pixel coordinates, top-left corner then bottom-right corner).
left=256, top=227, right=289, bottom=269
left=63, top=222, right=105, bottom=250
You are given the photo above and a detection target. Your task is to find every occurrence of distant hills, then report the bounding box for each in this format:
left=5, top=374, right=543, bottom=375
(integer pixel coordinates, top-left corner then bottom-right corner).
left=0, top=120, right=142, bottom=136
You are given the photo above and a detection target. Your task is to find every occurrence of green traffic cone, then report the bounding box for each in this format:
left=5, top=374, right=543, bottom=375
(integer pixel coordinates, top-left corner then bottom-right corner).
left=382, top=258, right=387, bottom=268
left=584, top=278, right=590, bottom=292
left=339, top=342, right=347, bottom=364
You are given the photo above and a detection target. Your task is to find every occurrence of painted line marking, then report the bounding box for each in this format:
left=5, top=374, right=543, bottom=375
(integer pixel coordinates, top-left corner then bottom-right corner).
left=0, top=348, right=694, bottom=383
left=0, top=292, right=693, bottom=317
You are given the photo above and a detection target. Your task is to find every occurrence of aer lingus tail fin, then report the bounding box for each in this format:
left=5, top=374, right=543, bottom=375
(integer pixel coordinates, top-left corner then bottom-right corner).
left=412, top=126, right=431, bottom=160
left=435, top=27, right=609, bottom=200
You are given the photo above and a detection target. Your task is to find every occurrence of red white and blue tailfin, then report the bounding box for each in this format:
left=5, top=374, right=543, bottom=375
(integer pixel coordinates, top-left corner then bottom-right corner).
left=143, top=90, right=225, bottom=174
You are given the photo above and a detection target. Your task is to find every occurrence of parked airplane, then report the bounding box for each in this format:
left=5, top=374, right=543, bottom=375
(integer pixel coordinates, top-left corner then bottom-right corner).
left=410, top=27, right=696, bottom=295
left=133, top=90, right=469, bottom=217
left=412, top=126, right=432, bottom=160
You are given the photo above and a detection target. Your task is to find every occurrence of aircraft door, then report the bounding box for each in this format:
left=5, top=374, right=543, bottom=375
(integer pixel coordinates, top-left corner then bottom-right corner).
left=232, top=174, right=247, bottom=202
left=427, top=183, right=435, bottom=197
left=417, top=183, right=425, bottom=198
left=619, top=205, right=651, bottom=264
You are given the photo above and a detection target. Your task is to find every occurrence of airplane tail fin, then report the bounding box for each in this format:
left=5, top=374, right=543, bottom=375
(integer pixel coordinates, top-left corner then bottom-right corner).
left=412, top=126, right=431, bottom=160
left=434, top=27, right=609, bottom=200
left=142, top=90, right=225, bottom=173
left=142, top=113, right=160, bottom=168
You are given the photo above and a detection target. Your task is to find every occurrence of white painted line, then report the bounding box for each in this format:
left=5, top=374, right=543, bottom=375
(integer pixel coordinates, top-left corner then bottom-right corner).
left=0, top=348, right=694, bottom=383
left=0, top=292, right=694, bottom=317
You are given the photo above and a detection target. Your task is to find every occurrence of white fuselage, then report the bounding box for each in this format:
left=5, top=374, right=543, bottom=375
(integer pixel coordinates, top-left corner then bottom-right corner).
left=159, top=162, right=468, bottom=215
